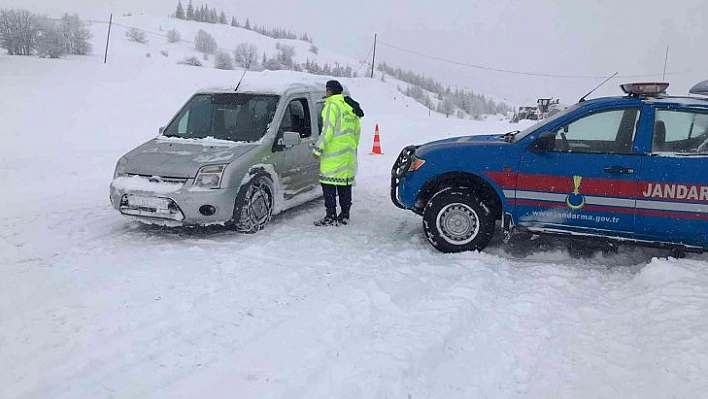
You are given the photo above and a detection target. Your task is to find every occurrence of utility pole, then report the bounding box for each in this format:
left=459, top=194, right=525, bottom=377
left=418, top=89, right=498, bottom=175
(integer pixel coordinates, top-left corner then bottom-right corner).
left=104, top=13, right=113, bottom=64
left=370, top=33, right=377, bottom=78
left=662, top=46, right=669, bottom=81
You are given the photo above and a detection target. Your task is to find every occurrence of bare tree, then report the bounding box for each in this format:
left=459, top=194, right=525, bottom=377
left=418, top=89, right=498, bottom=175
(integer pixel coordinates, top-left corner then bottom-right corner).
left=213, top=51, right=233, bottom=70
left=126, top=27, right=148, bottom=44
left=60, top=14, right=92, bottom=55
left=194, top=29, right=216, bottom=54
left=233, top=42, right=258, bottom=67
left=0, top=9, right=42, bottom=55
left=166, top=28, right=180, bottom=43
left=36, top=19, right=66, bottom=58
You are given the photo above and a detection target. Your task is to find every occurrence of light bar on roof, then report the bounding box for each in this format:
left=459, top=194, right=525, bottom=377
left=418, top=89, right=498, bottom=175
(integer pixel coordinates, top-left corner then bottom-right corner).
left=620, top=82, right=669, bottom=96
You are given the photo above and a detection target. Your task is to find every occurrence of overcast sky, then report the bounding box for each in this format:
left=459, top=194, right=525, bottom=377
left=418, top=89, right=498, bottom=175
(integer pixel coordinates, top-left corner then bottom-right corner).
left=5, top=0, right=708, bottom=104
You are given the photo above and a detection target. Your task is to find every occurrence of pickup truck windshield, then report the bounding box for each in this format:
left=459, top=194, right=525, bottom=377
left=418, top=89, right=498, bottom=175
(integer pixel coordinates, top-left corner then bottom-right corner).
left=163, top=93, right=280, bottom=142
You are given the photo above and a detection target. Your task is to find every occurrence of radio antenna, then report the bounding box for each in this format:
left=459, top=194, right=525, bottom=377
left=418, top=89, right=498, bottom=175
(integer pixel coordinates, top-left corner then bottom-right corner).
left=234, top=59, right=252, bottom=92
left=662, top=46, right=669, bottom=81
left=578, top=71, right=618, bottom=102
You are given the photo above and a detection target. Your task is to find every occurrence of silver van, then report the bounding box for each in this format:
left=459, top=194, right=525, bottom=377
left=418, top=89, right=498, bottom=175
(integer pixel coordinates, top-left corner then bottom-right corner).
left=110, top=77, right=332, bottom=232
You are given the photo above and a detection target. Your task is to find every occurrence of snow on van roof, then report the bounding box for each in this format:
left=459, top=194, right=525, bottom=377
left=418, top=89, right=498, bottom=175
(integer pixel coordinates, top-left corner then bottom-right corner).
left=198, top=69, right=346, bottom=96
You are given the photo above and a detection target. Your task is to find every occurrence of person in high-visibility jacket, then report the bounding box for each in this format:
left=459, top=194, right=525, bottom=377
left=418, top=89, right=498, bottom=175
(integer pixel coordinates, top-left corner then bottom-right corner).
left=312, top=80, right=365, bottom=226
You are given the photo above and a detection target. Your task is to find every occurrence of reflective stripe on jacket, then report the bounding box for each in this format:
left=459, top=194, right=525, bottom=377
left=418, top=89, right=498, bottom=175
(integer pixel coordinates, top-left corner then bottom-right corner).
left=313, top=94, right=361, bottom=186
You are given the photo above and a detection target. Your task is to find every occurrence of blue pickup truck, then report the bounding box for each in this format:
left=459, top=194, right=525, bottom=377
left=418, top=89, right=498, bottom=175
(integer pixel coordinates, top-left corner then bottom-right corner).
left=391, top=81, right=708, bottom=253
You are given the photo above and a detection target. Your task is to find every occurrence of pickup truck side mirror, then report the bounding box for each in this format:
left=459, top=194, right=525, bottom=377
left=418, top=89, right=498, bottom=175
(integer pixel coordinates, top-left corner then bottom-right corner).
left=281, top=131, right=300, bottom=148
left=159, top=126, right=166, bottom=135
left=529, top=131, right=556, bottom=152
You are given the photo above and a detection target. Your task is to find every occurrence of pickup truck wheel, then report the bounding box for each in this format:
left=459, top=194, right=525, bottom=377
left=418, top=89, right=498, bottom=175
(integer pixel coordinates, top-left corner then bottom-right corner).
left=232, top=176, right=274, bottom=234
left=423, top=190, right=495, bottom=253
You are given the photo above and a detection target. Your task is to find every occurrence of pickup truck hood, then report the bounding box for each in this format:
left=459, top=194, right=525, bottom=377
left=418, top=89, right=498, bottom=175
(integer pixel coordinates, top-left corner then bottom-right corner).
left=124, top=137, right=258, bottom=178
left=416, top=134, right=507, bottom=155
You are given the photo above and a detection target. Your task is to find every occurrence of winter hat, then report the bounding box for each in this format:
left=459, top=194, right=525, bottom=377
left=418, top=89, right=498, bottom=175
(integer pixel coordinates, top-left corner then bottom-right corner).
left=326, top=80, right=344, bottom=94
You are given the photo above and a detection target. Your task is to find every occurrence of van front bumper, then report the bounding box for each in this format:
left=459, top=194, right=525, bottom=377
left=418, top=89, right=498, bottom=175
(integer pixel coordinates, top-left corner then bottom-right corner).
left=110, top=177, right=238, bottom=225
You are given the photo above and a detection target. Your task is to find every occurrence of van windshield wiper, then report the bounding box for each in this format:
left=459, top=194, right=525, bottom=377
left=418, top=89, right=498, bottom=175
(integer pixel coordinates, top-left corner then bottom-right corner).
left=500, top=130, right=520, bottom=142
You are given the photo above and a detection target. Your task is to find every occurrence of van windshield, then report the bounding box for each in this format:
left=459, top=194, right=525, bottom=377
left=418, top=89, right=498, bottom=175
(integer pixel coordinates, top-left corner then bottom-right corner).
left=163, top=93, right=280, bottom=142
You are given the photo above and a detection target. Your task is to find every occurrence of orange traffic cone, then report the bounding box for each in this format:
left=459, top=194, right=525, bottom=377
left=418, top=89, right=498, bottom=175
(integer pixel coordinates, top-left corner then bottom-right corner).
left=370, top=124, right=383, bottom=155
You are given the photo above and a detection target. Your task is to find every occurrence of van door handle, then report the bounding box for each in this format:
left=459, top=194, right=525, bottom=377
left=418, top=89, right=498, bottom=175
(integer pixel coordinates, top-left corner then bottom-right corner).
left=603, top=166, right=635, bottom=175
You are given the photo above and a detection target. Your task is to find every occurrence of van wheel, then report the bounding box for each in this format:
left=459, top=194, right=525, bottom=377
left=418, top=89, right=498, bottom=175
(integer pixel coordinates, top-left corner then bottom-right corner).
left=232, top=176, right=274, bottom=233
left=422, top=190, right=495, bottom=253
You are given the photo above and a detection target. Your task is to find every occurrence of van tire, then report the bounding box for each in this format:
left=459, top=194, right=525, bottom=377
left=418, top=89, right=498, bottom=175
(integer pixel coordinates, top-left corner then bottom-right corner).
left=422, top=189, right=495, bottom=253
left=231, top=176, right=274, bottom=234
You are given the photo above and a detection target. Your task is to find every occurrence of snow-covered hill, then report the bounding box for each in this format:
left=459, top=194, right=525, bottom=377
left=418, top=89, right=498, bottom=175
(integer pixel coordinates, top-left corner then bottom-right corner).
left=92, top=14, right=368, bottom=76
left=2, top=14, right=708, bottom=399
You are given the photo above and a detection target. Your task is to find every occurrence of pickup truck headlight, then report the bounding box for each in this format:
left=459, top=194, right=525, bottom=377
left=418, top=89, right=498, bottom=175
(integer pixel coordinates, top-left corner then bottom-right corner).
left=194, top=164, right=227, bottom=189
left=113, top=156, right=128, bottom=178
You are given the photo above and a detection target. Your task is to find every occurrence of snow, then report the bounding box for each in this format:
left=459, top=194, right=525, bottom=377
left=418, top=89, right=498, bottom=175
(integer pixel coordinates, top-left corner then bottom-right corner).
left=2, top=14, right=708, bottom=399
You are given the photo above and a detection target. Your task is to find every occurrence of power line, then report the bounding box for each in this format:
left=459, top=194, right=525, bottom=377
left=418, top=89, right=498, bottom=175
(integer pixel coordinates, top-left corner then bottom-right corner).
left=378, top=39, right=690, bottom=80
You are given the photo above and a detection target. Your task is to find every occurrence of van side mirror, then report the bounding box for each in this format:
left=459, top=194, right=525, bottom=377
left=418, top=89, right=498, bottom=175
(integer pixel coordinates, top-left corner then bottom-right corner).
left=529, top=131, right=556, bottom=152
left=281, top=131, right=300, bottom=147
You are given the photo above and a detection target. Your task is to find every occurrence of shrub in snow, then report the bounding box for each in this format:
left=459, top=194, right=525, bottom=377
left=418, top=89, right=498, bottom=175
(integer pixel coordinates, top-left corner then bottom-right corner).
left=160, top=49, right=169, bottom=57
left=126, top=28, right=148, bottom=44
left=178, top=56, right=202, bottom=66
left=309, top=44, right=318, bottom=55
left=146, top=52, right=151, bottom=58
left=214, top=51, right=233, bottom=70
left=194, top=29, right=216, bottom=54
left=166, top=28, right=180, bottom=43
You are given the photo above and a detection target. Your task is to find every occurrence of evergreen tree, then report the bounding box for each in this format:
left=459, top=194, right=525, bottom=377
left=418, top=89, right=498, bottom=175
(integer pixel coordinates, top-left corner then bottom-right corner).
left=175, top=1, right=185, bottom=19
left=219, top=11, right=227, bottom=24
left=244, top=18, right=250, bottom=29
left=193, top=5, right=200, bottom=21
left=186, top=0, right=194, bottom=20
left=230, top=16, right=238, bottom=27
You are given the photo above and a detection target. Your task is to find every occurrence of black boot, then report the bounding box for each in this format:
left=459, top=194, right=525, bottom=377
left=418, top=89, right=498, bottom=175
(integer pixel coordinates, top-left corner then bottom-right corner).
left=314, top=209, right=338, bottom=226
left=337, top=208, right=350, bottom=225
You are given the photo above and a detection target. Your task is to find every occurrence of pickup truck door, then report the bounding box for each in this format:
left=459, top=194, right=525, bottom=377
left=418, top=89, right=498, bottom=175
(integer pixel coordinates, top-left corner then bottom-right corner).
left=515, top=107, right=642, bottom=237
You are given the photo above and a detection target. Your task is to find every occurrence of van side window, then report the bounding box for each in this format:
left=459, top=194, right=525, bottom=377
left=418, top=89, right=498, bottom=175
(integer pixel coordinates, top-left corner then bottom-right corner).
left=278, top=98, right=311, bottom=138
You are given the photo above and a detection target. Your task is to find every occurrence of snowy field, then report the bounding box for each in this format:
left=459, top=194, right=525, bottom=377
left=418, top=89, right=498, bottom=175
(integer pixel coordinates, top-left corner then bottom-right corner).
left=2, top=16, right=708, bottom=399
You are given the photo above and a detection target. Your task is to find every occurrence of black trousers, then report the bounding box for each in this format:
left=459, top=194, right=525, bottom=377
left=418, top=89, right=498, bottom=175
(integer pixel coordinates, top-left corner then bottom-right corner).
left=321, top=184, right=352, bottom=214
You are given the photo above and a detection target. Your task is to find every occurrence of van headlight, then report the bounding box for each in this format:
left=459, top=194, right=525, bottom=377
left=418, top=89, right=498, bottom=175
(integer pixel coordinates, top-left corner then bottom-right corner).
left=194, top=164, right=227, bottom=189
left=113, top=156, right=128, bottom=178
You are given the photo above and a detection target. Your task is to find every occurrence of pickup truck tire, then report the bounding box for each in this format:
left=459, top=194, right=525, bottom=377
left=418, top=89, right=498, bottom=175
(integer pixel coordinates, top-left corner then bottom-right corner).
left=232, top=176, right=274, bottom=234
left=422, top=190, right=495, bottom=253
